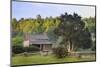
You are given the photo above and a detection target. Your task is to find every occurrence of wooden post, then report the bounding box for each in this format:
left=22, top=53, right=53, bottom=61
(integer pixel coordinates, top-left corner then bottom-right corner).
left=39, top=44, right=41, bottom=51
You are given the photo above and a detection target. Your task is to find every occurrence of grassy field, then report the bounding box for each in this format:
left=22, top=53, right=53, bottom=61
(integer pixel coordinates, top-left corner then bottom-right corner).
left=12, top=54, right=95, bottom=66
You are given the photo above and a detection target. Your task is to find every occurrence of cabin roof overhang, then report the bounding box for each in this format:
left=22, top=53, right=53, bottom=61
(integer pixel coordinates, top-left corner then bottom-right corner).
left=29, top=41, right=52, bottom=45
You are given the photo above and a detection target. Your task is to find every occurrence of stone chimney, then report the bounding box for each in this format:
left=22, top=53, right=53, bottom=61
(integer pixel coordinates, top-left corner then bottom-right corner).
left=23, top=33, right=29, bottom=47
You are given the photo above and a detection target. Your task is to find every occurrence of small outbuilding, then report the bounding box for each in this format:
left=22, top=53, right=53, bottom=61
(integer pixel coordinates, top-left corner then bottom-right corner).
left=23, top=33, right=52, bottom=53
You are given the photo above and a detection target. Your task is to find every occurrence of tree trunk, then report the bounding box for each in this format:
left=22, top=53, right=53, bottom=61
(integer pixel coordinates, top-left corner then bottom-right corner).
left=67, top=39, right=72, bottom=52
left=71, top=44, right=74, bottom=51
left=67, top=39, right=75, bottom=52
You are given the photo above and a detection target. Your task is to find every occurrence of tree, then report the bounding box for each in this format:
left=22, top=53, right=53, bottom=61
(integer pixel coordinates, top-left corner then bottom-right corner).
left=83, top=17, right=95, bottom=33
left=83, top=17, right=96, bottom=51
left=12, top=18, right=18, bottom=32
left=53, top=45, right=68, bottom=58
left=54, top=12, right=93, bottom=52
left=12, top=35, right=23, bottom=46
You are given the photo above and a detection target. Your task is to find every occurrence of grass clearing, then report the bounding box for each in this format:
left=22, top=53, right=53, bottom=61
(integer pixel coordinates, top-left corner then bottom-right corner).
left=12, top=54, right=95, bottom=66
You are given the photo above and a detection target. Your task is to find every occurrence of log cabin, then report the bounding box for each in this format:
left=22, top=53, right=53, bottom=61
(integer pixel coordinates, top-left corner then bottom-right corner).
left=23, top=33, right=52, bottom=54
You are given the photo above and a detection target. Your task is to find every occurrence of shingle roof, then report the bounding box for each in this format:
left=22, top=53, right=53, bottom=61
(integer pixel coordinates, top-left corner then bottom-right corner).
left=29, top=33, right=52, bottom=45
left=30, top=41, right=52, bottom=44
left=29, top=34, right=49, bottom=40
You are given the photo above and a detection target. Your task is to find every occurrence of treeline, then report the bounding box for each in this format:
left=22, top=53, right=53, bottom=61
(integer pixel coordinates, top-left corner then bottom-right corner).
left=12, top=13, right=95, bottom=36
left=12, top=15, right=60, bottom=34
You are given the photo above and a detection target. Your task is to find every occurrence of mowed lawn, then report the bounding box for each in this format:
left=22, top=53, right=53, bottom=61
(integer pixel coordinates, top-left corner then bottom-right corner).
left=12, top=54, right=95, bottom=66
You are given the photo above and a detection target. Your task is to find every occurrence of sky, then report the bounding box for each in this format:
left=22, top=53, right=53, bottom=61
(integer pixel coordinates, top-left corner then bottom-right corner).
left=12, top=1, right=95, bottom=20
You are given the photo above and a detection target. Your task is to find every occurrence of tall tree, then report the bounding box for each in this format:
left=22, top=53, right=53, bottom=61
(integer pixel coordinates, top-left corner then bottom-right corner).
left=54, top=12, right=93, bottom=52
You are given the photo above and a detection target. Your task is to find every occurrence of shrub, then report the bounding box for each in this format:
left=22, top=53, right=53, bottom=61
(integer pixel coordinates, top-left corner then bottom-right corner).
left=12, top=45, right=24, bottom=54
left=24, top=45, right=40, bottom=52
left=12, top=36, right=23, bottom=46
left=53, top=46, right=68, bottom=58
left=12, top=45, right=40, bottom=54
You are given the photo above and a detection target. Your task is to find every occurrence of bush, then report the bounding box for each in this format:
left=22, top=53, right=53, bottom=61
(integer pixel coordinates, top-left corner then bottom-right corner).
left=12, top=45, right=40, bottom=54
left=53, top=46, right=68, bottom=58
left=12, top=36, right=23, bottom=46
left=24, top=45, right=40, bottom=52
left=12, top=45, right=24, bottom=54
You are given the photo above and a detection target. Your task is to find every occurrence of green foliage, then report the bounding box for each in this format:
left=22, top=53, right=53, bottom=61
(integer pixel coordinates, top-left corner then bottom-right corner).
left=54, top=13, right=93, bottom=51
left=12, top=45, right=40, bottom=54
left=53, top=46, right=68, bottom=58
left=24, top=46, right=40, bottom=52
left=12, top=15, right=60, bottom=34
left=12, top=35, right=23, bottom=46
left=83, top=17, right=95, bottom=33
left=12, top=18, right=18, bottom=32
left=12, top=45, right=24, bottom=54
left=83, top=17, right=96, bottom=50
left=74, top=28, right=93, bottom=49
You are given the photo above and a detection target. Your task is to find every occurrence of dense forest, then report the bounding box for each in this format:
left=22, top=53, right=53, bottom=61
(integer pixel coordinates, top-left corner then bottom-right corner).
left=12, top=12, right=96, bottom=52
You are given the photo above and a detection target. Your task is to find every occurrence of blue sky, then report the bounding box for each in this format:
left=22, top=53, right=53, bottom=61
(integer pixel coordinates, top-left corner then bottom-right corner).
left=12, top=1, right=95, bottom=20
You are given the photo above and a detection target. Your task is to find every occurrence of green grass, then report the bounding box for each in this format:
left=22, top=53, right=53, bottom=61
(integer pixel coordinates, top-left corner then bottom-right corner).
left=12, top=54, right=95, bottom=66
